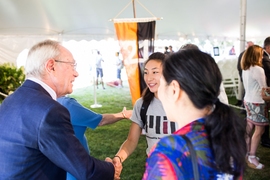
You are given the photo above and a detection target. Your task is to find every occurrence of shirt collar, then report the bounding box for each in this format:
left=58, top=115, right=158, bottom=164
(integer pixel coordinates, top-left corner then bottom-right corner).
left=27, top=77, right=57, bottom=100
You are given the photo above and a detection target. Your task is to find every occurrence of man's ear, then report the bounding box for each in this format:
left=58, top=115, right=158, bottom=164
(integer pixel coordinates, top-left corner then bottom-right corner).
left=45, top=59, right=55, bottom=73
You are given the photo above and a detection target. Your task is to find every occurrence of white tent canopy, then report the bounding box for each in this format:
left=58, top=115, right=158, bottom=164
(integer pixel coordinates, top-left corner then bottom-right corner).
left=0, top=0, right=270, bottom=65
left=1, top=0, right=269, bottom=39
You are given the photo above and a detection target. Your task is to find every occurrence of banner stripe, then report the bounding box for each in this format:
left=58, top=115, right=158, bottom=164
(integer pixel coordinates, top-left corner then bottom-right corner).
left=114, top=22, right=140, bottom=105
left=114, top=21, right=155, bottom=106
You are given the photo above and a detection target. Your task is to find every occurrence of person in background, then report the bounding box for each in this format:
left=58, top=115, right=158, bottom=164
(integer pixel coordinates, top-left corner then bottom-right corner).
left=168, top=45, right=174, bottom=54
left=0, top=40, right=120, bottom=179
left=95, top=50, right=105, bottom=89
left=179, top=43, right=229, bottom=104
left=229, top=46, right=236, bottom=55
left=57, top=96, right=132, bottom=180
left=106, top=79, right=123, bottom=88
left=115, top=52, right=123, bottom=87
left=143, top=49, right=246, bottom=179
left=242, top=45, right=268, bottom=169
left=261, top=36, right=270, bottom=148
left=113, top=52, right=178, bottom=175
left=164, top=46, right=170, bottom=55
left=235, top=41, right=254, bottom=107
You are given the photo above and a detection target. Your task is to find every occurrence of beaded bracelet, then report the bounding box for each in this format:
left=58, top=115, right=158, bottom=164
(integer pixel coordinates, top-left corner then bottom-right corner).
left=114, top=155, right=122, bottom=163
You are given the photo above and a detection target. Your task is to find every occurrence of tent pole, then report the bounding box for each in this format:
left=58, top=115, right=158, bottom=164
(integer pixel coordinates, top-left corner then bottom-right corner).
left=132, top=0, right=136, bottom=18
left=240, top=0, right=247, bottom=52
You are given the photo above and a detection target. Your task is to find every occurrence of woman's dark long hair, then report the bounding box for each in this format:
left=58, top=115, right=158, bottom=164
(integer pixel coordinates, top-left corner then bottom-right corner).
left=141, top=52, right=166, bottom=103
left=162, top=49, right=246, bottom=178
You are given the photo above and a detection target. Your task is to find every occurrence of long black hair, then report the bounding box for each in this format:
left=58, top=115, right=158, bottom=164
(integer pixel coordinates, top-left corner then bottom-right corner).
left=162, top=49, right=246, bottom=178
left=141, top=52, right=166, bottom=103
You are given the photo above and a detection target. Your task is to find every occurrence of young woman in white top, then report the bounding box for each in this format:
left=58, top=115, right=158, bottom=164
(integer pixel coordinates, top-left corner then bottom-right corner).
left=112, top=52, right=178, bottom=174
left=242, top=45, right=269, bottom=169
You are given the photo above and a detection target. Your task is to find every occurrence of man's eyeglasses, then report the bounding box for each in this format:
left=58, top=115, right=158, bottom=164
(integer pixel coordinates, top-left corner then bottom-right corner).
left=54, top=60, right=77, bottom=70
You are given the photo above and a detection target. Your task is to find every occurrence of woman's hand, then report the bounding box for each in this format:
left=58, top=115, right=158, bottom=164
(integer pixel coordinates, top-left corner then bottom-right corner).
left=122, top=107, right=133, bottom=119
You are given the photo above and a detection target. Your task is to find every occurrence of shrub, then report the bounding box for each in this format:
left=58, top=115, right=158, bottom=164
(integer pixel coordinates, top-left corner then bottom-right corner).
left=0, top=63, right=25, bottom=101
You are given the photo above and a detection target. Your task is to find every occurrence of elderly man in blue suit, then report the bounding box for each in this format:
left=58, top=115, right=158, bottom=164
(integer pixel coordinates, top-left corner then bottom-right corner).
left=0, top=40, right=121, bottom=180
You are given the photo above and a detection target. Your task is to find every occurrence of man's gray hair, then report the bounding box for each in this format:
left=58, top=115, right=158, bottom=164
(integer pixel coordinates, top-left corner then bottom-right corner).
left=25, top=40, right=61, bottom=78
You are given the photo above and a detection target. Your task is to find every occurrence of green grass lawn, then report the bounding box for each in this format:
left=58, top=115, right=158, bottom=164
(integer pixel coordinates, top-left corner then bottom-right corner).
left=70, top=83, right=270, bottom=180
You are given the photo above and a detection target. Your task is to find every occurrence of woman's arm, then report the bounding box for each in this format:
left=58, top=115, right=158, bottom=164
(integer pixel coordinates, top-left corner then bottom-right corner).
left=113, top=122, right=142, bottom=163
left=262, top=87, right=270, bottom=101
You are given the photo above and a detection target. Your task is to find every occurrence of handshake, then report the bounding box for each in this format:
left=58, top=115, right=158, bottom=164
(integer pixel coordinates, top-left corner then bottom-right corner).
left=105, top=156, right=123, bottom=180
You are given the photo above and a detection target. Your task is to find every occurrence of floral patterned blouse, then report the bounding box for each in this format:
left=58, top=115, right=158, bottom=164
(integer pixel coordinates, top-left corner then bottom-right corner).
left=142, top=118, right=242, bottom=180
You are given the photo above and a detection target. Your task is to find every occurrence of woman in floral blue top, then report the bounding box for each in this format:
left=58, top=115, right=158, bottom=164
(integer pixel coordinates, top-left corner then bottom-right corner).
left=143, top=49, right=247, bottom=179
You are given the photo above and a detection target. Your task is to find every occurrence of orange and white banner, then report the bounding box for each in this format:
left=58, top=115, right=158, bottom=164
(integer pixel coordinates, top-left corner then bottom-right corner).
left=114, top=20, right=155, bottom=105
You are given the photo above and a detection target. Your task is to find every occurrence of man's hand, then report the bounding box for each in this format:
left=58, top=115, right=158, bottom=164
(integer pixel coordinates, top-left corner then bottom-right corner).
left=105, top=157, right=122, bottom=180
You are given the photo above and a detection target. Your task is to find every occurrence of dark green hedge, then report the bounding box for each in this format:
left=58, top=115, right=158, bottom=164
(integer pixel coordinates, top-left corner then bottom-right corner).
left=0, top=63, right=25, bottom=101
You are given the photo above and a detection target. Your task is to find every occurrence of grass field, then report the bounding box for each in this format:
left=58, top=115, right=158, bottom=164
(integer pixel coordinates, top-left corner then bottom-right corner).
left=70, top=82, right=270, bottom=180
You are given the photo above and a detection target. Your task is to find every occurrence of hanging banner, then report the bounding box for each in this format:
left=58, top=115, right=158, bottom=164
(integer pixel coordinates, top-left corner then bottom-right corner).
left=114, top=19, right=155, bottom=105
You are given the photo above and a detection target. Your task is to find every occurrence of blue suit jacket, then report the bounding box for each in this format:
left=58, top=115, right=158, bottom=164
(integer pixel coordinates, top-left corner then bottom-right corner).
left=0, top=80, right=114, bottom=180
